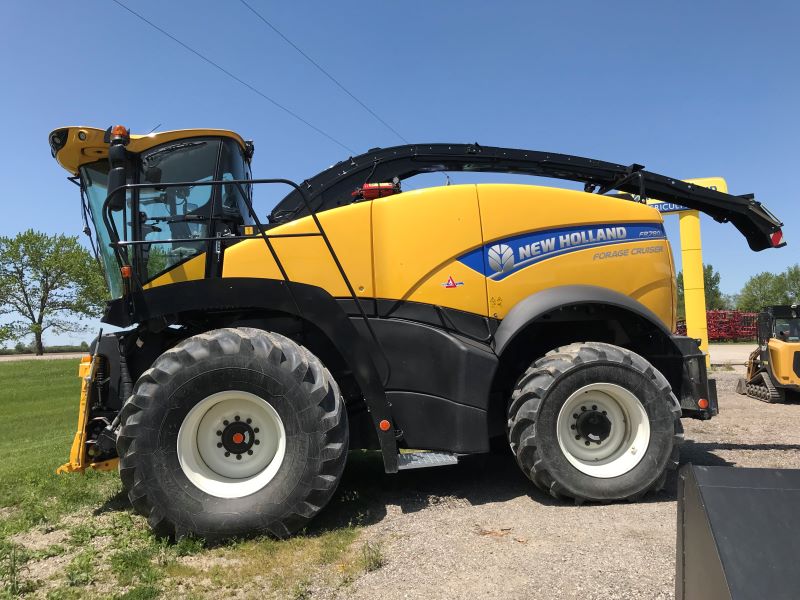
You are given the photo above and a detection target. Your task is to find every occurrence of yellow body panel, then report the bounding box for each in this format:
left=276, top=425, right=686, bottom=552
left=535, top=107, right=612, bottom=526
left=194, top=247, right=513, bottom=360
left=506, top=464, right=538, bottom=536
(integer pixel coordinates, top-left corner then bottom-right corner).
left=50, top=126, right=247, bottom=175
left=219, top=183, right=674, bottom=326
left=477, top=185, right=673, bottom=326
left=223, top=201, right=375, bottom=297
left=767, top=339, right=800, bottom=387
left=479, top=184, right=662, bottom=240
left=485, top=240, right=672, bottom=322
left=144, top=253, right=208, bottom=288
left=372, top=185, right=487, bottom=315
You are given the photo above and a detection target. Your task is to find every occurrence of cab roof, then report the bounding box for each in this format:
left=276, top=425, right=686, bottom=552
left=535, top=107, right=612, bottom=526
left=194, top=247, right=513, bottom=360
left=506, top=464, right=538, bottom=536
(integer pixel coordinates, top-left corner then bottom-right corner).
left=48, top=126, right=248, bottom=175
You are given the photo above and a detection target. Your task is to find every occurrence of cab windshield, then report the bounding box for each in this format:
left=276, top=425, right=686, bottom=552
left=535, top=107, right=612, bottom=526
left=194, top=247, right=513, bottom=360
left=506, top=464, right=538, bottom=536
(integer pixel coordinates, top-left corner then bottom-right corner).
left=80, top=136, right=251, bottom=298
left=774, top=318, right=800, bottom=342
left=137, top=139, right=219, bottom=280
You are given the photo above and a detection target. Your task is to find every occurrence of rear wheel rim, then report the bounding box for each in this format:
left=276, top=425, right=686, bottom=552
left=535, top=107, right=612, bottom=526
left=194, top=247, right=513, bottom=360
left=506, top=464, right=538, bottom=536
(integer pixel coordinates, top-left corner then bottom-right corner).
left=556, top=383, right=650, bottom=478
left=177, top=390, right=286, bottom=499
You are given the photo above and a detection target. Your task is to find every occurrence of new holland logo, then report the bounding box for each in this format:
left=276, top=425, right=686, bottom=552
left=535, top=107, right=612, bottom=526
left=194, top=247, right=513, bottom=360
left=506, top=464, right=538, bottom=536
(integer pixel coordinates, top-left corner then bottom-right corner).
left=488, top=243, right=514, bottom=274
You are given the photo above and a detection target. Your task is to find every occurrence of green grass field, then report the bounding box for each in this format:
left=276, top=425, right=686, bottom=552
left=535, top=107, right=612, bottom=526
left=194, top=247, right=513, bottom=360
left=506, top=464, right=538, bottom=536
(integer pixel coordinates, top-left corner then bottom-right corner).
left=0, top=359, right=382, bottom=599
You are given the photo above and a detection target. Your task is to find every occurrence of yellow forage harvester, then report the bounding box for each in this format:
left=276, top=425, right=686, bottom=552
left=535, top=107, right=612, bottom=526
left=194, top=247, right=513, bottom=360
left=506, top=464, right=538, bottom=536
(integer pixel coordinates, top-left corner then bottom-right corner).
left=49, top=125, right=784, bottom=541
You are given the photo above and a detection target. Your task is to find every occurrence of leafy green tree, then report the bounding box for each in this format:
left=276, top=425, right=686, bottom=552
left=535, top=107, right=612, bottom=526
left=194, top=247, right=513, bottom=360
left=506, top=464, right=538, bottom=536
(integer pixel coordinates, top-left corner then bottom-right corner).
left=736, top=271, right=789, bottom=312
left=676, top=264, right=728, bottom=317
left=0, top=230, right=107, bottom=355
left=784, top=265, right=800, bottom=304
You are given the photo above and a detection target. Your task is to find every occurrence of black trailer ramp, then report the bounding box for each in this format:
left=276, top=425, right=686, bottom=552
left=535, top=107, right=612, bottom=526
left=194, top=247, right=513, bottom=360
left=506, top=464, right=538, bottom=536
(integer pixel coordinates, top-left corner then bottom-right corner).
left=677, top=465, right=800, bottom=599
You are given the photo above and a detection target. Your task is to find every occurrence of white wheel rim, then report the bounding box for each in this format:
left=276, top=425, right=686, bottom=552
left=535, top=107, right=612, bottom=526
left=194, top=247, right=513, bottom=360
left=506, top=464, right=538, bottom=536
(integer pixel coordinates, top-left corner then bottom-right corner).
left=177, top=390, right=286, bottom=499
left=556, top=383, right=650, bottom=478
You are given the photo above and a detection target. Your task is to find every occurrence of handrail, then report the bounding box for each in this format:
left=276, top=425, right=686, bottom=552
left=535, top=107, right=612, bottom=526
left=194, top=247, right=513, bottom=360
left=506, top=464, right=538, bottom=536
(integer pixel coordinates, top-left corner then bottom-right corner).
left=102, top=177, right=392, bottom=384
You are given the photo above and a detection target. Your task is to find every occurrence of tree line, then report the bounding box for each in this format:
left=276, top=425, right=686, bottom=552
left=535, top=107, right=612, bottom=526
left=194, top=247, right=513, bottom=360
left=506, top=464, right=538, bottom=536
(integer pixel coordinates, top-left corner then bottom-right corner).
left=677, top=264, right=800, bottom=315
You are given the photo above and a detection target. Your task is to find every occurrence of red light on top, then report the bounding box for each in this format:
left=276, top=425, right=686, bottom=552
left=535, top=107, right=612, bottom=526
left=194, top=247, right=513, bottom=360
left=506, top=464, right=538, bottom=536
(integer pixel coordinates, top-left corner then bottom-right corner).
left=111, top=125, right=129, bottom=137
left=771, top=230, right=785, bottom=248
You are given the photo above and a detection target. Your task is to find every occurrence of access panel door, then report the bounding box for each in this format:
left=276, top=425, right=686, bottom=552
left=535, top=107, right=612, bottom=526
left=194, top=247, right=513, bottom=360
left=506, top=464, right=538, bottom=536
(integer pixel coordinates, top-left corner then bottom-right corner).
left=371, top=184, right=488, bottom=317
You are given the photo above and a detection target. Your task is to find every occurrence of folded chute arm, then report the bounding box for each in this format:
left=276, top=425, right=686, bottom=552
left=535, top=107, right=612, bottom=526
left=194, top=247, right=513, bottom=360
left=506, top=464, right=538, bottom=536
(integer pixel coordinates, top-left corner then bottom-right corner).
left=270, top=144, right=784, bottom=251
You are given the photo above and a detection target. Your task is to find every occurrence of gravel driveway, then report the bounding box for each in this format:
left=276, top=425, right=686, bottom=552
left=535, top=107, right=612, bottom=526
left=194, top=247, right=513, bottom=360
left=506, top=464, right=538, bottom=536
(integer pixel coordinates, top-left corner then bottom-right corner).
left=329, top=369, right=800, bottom=600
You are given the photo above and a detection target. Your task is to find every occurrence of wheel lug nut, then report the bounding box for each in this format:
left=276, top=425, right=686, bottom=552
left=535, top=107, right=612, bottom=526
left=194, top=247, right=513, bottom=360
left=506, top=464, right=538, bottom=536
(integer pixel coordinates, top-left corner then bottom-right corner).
left=217, top=443, right=223, bottom=448
left=254, top=428, right=260, bottom=433
left=602, top=411, right=607, bottom=415
left=216, top=430, right=222, bottom=436
left=581, top=406, right=587, bottom=411
left=235, top=415, right=240, bottom=421
left=246, top=418, right=252, bottom=424
left=247, top=450, right=253, bottom=455
left=584, top=441, right=590, bottom=446
left=575, top=435, right=580, bottom=440
left=224, top=452, right=230, bottom=457
left=223, top=420, right=229, bottom=426
left=570, top=424, right=576, bottom=430
left=254, top=439, right=260, bottom=445
left=592, top=405, right=597, bottom=410
left=236, top=454, right=242, bottom=460
left=573, top=413, right=578, bottom=419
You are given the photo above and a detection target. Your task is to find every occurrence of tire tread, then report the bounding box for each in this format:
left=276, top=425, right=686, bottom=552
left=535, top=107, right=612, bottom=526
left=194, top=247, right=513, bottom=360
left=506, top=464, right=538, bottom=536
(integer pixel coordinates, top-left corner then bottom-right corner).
left=117, top=327, right=348, bottom=540
left=507, top=341, right=682, bottom=503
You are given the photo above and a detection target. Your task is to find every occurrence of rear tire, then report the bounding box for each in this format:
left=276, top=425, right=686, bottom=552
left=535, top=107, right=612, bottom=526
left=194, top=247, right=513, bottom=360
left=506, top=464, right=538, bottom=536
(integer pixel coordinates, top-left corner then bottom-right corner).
left=117, top=328, right=348, bottom=541
left=507, top=342, right=682, bottom=502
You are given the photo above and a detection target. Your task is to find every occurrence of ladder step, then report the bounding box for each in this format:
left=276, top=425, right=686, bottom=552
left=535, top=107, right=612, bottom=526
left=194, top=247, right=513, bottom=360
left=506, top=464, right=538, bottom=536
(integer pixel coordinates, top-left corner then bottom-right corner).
left=397, top=451, right=460, bottom=470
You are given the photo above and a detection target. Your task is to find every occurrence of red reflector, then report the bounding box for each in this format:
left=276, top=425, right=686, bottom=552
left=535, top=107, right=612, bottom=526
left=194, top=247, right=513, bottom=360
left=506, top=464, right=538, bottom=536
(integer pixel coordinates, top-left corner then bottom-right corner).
left=120, top=266, right=132, bottom=279
left=379, top=419, right=391, bottom=431
left=771, top=230, right=785, bottom=248
left=698, top=398, right=709, bottom=410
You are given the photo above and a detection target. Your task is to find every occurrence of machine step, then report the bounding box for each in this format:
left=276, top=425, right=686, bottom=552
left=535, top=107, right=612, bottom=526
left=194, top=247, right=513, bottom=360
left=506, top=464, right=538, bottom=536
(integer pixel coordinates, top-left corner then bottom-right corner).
left=397, top=451, right=460, bottom=470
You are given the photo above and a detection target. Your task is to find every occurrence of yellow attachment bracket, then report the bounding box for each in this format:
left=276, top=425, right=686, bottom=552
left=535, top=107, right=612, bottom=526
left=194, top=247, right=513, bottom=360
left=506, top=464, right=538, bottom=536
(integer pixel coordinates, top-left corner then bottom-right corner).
left=56, top=355, right=119, bottom=475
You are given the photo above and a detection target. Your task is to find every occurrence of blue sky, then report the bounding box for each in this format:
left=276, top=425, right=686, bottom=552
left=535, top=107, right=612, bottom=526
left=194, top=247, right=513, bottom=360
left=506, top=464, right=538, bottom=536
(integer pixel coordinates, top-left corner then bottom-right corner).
left=1, top=1, right=798, bottom=344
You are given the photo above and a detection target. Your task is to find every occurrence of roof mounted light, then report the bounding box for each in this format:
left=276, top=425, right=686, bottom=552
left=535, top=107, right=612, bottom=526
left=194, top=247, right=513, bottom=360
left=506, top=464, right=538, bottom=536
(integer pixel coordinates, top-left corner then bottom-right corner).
left=103, top=124, right=130, bottom=146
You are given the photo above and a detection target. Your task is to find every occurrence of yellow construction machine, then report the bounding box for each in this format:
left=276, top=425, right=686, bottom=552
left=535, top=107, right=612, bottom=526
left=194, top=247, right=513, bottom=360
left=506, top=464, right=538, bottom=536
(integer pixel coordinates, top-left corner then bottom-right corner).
left=737, top=305, right=800, bottom=403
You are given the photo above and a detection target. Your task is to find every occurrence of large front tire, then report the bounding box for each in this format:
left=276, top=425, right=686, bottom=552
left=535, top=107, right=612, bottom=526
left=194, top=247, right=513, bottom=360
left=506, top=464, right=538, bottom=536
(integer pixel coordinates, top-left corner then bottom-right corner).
left=117, top=328, right=348, bottom=541
left=508, top=342, right=682, bottom=502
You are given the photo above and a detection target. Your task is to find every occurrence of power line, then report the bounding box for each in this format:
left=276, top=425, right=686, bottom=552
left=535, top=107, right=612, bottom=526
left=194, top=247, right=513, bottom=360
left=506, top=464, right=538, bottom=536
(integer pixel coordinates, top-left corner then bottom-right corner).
left=238, top=0, right=409, bottom=144
left=110, top=0, right=356, bottom=154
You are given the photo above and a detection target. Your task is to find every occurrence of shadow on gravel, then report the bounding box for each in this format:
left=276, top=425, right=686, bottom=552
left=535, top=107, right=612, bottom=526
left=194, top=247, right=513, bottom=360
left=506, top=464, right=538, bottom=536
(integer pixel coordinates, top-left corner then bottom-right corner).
left=86, top=439, right=800, bottom=538
left=310, top=450, right=546, bottom=533
left=314, top=435, right=800, bottom=533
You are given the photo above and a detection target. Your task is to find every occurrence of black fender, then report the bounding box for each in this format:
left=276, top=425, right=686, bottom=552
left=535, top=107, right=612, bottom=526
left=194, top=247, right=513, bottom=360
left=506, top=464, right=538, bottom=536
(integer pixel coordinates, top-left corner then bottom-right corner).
left=491, top=285, right=715, bottom=418
left=102, top=278, right=399, bottom=472
left=492, top=285, right=671, bottom=355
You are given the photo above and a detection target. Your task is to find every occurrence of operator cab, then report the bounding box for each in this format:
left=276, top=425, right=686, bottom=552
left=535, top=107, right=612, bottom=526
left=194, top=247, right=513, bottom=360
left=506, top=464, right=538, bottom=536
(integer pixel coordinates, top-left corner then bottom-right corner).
left=774, top=317, right=800, bottom=342
left=49, top=126, right=254, bottom=298
left=758, top=305, right=800, bottom=344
